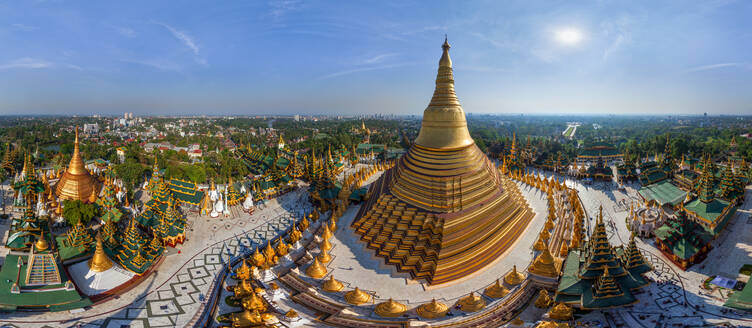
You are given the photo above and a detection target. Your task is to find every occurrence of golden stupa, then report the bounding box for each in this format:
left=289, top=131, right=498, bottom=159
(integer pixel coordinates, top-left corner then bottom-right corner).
left=344, top=287, right=371, bottom=305
left=548, top=302, right=573, bottom=321
left=351, top=38, right=534, bottom=285
left=534, top=289, right=553, bottom=308
left=35, top=231, right=49, bottom=252
left=457, top=292, right=485, bottom=312
left=484, top=279, right=509, bottom=299
left=55, top=127, right=99, bottom=202
left=504, top=265, right=525, bottom=286
left=374, top=298, right=407, bottom=318
left=88, top=234, right=113, bottom=272
left=305, top=258, right=327, bottom=279
left=321, top=275, right=344, bottom=292
left=528, top=244, right=559, bottom=278
left=416, top=299, right=449, bottom=319
left=317, top=247, right=332, bottom=263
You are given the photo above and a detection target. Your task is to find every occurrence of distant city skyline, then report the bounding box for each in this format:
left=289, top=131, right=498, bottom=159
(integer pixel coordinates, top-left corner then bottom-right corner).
left=0, top=1, right=750, bottom=116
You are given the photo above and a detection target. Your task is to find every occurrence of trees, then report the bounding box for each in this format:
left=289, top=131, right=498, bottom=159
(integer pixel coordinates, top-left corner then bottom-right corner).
left=62, top=199, right=97, bottom=226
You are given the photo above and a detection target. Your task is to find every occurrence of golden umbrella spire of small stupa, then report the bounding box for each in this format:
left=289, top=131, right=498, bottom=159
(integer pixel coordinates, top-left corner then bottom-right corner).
left=306, top=258, right=327, bottom=279
left=88, top=233, right=113, bottom=272
left=344, top=287, right=371, bottom=305
left=319, top=236, right=332, bottom=252
left=35, top=231, right=49, bottom=252
left=374, top=298, right=407, bottom=318
left=322, top=275, right=344, bottom=292
left=416, top=298, right=449, bottom=319
left=317, top=246, right=332, bottom=263
left=321, top=224, right=333, bottom=240
left=484, top=279, right=509, bottom=299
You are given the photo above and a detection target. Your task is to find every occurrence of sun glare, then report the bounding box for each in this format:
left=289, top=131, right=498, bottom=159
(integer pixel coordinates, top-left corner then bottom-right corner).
left=554, top=27, right=583, bottom=46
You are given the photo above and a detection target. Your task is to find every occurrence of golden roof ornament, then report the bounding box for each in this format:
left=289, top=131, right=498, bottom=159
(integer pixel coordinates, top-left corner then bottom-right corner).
left=540, top=228, right=551, bottom=241
left=288, top=225, right=302, bottom=244
left=242, top=290, right=267, bottom=312
left=344, top=287, right=371, bottom=305
left=457, top=292, right=485, bottom=312
left=88, top=233, right=113, bottom=272
left=548, top=302, right=573, bottom=321
left=55, top=126, right=98, bottom=202
left=484, top=279, right=509, bottom=299
left=504, top=265, right=525, bottom=286
left=375, top=298, right=407, bottom=317
left=275, top=237, right=289, bottom=257
left=88, top=188, right=97, bottom=203
left=534, top=237, right=547, bottom=251
left=534, top=289, right=553, bottom=308
left=416, top=298, right=449, bottom=319
left=236, top=259, right=252, bottom=280
left=305, top=258, right=327, bottom=278
left=322, top=275, right=344, bottom=292
left=233, top=279, right=254, bottom=298
left=321, top=224, right=333, bottom=240
left=251, top=247, right=266, bottom=267
left=559, top=242, right=569, bottom=257
left=263, top=240, right=276, bottom=262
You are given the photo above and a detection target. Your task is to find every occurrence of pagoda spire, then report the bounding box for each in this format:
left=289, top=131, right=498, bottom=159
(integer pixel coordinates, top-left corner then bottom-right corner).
left=698, top=155, right=715, bottom=203
left=413, top=37, right=474, bottom=149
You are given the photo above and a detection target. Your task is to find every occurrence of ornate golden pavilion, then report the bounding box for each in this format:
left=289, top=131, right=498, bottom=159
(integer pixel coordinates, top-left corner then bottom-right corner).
left=351, top=38, right=534, bottom=285
left=55, top=127, right=99, bottom=202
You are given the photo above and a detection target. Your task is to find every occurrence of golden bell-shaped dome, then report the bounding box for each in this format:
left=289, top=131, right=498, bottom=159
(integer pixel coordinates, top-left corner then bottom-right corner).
left=416, top=299, right=449, bottom=319
left=504, top=265, right=525, bottom=286
left=35, top=231, right=49, bottom=252
left=509, top=317, right=525, bottom=328
left=288, top=225, right=302, bottom=244
left=319, top=237, right=332, bottom=252
left=88, top=233, right=113, bottom=272
left=457, top=292, right=485, bottom=312
left=559, top=242, right=569, bottom=257
left=55, top=127, right=98, bottom=202
left=344, top=287, right=371, bottom=305
left=299, top=216, right=309, bottom=232
left=317, top=247, right=332, bottom=263
left=322, top=275, right=344, bottom=292
left=321, top=224, right=333, bottom=240
left=375, top=298, right=407, bottom=317
left=529, top=244, right=559, bottom=278
left=548, top=302, right=573, bottom=321
left=540, top=228, right=550, bottom=241
left=534, top=289, right=552, bottom=308
left=484, top=279, right=509, bottom=299
left=545, top=217, right=555, bottom=231
left=263, top=240, right=276, bottom=262
left=306, top=258, right=327, bottom=279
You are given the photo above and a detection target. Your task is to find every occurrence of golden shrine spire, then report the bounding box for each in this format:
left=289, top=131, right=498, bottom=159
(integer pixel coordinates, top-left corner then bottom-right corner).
left=55, top=126, right=98, bottom=201
left=413, top=37, right=474, bottom=149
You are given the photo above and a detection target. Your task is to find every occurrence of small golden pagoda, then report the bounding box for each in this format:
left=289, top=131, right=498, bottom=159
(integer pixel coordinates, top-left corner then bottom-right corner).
left=535, top=289, right=553, bottom=308
left=317, top=247, right=332, bottom=263
left=235, top=259, right=252, bottom=281
left=416, top=299, right=448, bottom=319
left=534, top=236, right=547, bottom=251
left=504, top=265, right=525, bottom=286
left=548, top=302, right=573, bottom=321
left=251, top=247, right=266, bottom=268
left=457, top=292, right=485, bottom=312
left=288, top=225, right=302, bottom=244
left=35, top=231, right=49, bottom=252
left=275, top=237, right=289, bottom=257
left=559, top=243, right=569, bottom=257
left=241, top=291, right=267, bottom=313
left=319, top=237, right=332, bottom=252
left=321, top=224, right=333, bottom=240
left=321, top=275, right=344, bottom=292
left=305, top=258, right=327, bottom=279
left=374, top=298, right=407, bottom=318
left=509, top=317, right=526, bottom=328
left=528, top=244, right=559, bottom=278
left=233, top=279, right=254, bottom=299
left=329, top=218, right=336, bottom=232
left=231, top=309, right=263, bottom=327
left=88, top=234, right=113, bottom=272
left=484, top=279, right=509, bottom=299
left=344, top=287, right=371, bottom=305
left=55, top=127, right=99, bottom=202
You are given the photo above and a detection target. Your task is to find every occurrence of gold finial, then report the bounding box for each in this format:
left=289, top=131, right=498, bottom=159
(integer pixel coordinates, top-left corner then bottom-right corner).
left=322, top=275, right=344, bottom=292
left=416, top=299, right=448, bottom=319
left=321, top=224, right=333, bottom=240
left=88, top=234, right=113, bottom=272
left=319, top=237, right=332, bottom=252
left=317, top=247, right=332, bottom=263
left=344, top=287, right=371, bottom=305
left=375, top=298, right=407, bottom=317
left=305, top=258, right=327, bottom=279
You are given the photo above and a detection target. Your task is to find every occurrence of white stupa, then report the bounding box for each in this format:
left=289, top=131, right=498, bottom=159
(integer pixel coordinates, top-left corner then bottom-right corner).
left=243, top=192, right=254, bottom=210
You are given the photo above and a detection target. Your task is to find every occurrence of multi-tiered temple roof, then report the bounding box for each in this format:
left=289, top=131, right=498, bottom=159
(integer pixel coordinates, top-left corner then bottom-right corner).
left=351, top=38, right=534, bottom=285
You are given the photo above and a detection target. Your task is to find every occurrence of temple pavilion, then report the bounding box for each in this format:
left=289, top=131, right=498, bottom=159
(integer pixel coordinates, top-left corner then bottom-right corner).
left=351, top=38, right=534, bottom=285
left=555, top=206, right=651, bottom=309
left=654, top=209, right=712, bottom=270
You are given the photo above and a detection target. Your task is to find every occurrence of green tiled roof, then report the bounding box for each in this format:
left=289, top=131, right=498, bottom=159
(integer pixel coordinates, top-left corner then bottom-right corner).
left=0, top=254, right=90, bottom=310
left=638, top=180, right=686, bottom=206
left=684, top=197, right=732, bottom=232
left=725, top=278, right=752, bottom=311
left=654, top=214, right=712, bottom=260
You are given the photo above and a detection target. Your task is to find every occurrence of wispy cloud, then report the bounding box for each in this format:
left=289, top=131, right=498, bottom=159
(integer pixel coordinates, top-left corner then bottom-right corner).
left=269, top=0, right=302, bottom=19
left=117, top=27, right=136, bottom=38
left=156, top=22, right=206, bottom=65
left=601, top=15, right=633, bottom=61
left=123, top=59, right=182, bottom=72
left=360, top=53, right=396, bottom=65
left=11, top=23, right=38, bottom=31
left=684, top=62, right=749, bottom=73
left=319, top=63, right=406, bottom=80
left=0, top=57, right=53, bottom=70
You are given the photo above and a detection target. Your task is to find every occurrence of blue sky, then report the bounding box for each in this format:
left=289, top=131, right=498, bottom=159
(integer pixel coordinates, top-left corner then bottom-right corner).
left=0, top=0, right=750, bottom=116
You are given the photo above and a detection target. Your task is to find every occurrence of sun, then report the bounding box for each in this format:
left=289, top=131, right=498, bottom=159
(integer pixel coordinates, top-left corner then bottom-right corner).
left=554, top=27, right=583, bottom=46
